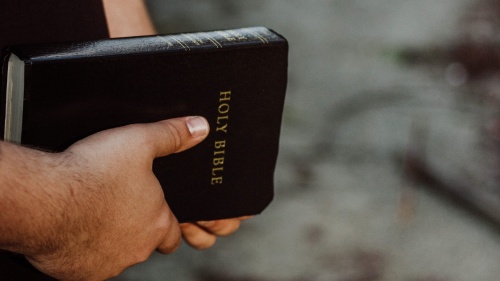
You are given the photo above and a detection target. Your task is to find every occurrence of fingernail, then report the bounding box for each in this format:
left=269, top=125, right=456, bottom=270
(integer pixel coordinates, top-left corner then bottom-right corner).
left=239, top=216, right=254, bottom=221
left=197, top=221, right=216, bottom=227
left=187, top=116, right=209, bottom=138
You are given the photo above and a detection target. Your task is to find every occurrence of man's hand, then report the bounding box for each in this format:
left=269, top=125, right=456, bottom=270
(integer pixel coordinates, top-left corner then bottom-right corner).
left=0, top=116, right=245, bottom=281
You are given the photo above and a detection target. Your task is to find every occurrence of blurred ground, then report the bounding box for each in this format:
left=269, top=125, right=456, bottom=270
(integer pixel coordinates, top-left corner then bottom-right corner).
left=114, top=1, right=500, bottom=280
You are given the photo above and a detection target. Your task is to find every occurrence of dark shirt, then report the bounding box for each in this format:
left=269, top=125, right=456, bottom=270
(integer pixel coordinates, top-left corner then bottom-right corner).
left=0, top=0, right=108, bottom=51
left=0, top=1, right=108, bottom=279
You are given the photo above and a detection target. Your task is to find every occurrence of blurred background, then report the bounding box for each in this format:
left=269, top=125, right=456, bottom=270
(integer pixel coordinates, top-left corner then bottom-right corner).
left=114, top=0, right=500, bottom=280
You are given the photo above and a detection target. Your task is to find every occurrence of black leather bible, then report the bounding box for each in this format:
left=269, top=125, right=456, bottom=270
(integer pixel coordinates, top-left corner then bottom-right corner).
left=1, top=27, right=288, bottom=222
left=0, top=27, right=287, bottom=281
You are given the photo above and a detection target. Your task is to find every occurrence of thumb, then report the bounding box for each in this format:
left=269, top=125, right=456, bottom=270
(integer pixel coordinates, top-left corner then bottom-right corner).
left=148, top=116, right=210, bottom=158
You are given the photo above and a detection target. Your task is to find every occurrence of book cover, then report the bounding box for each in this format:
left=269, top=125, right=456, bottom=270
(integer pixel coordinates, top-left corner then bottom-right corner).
left=1, top=27, right=288, bottom=223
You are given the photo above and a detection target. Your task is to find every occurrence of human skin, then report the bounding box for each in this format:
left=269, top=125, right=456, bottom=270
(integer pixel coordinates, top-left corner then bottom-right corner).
left=0, top=117, right=247, bottom=280
left=0, top=117, right=205, bottom=280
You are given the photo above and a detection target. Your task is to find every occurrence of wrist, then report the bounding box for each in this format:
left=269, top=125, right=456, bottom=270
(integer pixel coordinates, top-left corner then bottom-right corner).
left=0, top=142, right=78, bottom=257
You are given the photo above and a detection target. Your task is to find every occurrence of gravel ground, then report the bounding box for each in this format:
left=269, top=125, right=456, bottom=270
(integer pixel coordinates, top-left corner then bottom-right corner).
left=113, top=1, right=500, bottom=280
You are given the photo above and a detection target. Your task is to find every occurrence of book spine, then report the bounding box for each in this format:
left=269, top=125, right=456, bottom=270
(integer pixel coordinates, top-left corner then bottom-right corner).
left=158, top=27, right=283, bottom=50
left=20, top=27, right=286, bottom=62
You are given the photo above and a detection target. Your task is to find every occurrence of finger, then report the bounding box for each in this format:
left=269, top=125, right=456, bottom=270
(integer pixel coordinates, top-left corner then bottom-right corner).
left=237, top=215, right=254, bottom=221
left=66, top=116, right=209, bottom=160
left=146, top=116, right=210, bottom=158
left=156, top=208, right=182, bottom=254
left=196, top=218, right=241, bottom=237
left=180, top=223, right=217, bottom=250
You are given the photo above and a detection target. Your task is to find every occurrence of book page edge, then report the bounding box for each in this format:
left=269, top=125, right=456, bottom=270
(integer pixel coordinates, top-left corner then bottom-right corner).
left=4, top=54, right=25, bottom=144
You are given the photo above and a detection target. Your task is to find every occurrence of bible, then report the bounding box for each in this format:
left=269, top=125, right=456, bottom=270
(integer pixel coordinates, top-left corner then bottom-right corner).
left=1, top=27, right=288, bottom=222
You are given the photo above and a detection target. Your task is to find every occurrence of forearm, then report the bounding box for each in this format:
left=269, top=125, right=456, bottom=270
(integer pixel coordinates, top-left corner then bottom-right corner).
left=0, top=141, right=76, bottom=256
left=102, top=0, right=156, bottom=38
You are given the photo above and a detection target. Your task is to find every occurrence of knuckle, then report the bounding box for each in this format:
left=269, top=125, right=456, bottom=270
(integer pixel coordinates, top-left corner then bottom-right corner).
left=171, top=234, right=182, bottom=251
left=157, top=237, right=181, bottom=254
left=134, top=251, right=151, bottom=264
left=165, top=226, right=182, bottom=252
left=161, top=120, right=183, bottom=152
left=157, top=211, right=182, bottom=254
